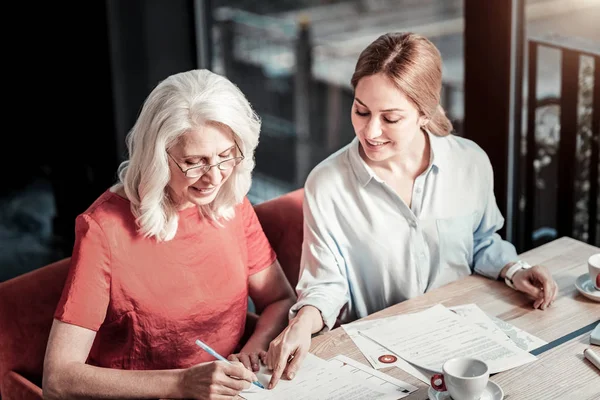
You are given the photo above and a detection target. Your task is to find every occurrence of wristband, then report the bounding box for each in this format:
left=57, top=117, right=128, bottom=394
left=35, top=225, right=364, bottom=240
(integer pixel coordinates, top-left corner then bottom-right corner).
left=504, top=260, right=532, bottom=289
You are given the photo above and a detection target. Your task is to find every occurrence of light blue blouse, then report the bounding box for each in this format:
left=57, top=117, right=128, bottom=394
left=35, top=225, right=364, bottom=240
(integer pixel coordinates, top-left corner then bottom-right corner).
left=290, top=132, right=518, bottom=330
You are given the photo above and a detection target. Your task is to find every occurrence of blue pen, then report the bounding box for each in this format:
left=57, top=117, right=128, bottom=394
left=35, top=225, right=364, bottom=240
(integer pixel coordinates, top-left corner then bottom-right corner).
left=195, top=339, right=265, bottom=389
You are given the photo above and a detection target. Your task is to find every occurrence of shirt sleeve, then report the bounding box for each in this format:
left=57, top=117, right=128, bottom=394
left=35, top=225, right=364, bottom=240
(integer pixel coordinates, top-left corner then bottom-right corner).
left=472, top=156, right=519, bottom=279
left=289, top=183, right=349, bottom=332
left=242, top=197, right=277, bottom=275
left=54, top=214, right=112, bottom=331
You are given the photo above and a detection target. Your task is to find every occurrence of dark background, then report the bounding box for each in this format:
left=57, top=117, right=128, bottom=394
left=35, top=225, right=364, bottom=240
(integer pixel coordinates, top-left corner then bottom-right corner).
left=3, top=1, right=200, bottom=280
left=2, top=0, right=599, bottom=282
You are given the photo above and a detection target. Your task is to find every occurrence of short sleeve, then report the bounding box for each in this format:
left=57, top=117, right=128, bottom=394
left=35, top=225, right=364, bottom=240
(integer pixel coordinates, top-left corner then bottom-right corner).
left=242, top=197, right=276, bottom=275
left=54, top=214, right=111, bottom=331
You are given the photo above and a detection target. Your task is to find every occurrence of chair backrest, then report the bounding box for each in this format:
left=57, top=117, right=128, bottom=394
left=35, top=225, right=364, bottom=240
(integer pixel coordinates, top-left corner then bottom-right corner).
left=0, top=257, right=71, bottom=390
left=254, top=188, right=304, bottom=289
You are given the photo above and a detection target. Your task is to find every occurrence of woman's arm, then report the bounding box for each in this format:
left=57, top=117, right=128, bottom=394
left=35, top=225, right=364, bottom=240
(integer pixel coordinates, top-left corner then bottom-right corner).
left=472, top=155, right=557, bottom=309
left=288, top=184, right=349, bottom=331
left=240, top=260, right=296, bottom=354
left=43, top=319, right=183, bottom=399
left=43, top=319, right=256, bottom=399
left=264, top=182, right=348, bottom=389
left=265, top=305, right=324, bottom=389
left=471, top=156, right=520, bottom=279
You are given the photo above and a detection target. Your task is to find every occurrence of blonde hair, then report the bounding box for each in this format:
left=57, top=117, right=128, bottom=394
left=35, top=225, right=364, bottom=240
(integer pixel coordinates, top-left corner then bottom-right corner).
left=112, top=69, right=261, bottom=241
left=351, top=32, right=453, bottom=136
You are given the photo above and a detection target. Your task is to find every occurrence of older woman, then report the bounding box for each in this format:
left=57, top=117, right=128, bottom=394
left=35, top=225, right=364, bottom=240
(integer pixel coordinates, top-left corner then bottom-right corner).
left=42, top=69, right=296, bottom=399
left=265, top=32, right=558, bottom=388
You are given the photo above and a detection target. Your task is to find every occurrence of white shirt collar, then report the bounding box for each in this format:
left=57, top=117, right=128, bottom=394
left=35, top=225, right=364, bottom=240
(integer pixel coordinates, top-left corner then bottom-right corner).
left=348, top=130, right=450, bottom=187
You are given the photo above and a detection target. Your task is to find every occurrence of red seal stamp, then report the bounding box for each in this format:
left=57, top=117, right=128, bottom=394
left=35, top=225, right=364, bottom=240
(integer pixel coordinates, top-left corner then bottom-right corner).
left=378, top=354, right=398, bottom=364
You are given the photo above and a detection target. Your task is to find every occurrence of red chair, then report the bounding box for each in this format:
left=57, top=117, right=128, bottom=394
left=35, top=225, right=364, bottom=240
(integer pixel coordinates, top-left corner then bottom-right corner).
left=0, top=189, right=305, bottom=399
left=0, top=257, right=70, bottom=399
left=254, top=188, right=304, bottom=289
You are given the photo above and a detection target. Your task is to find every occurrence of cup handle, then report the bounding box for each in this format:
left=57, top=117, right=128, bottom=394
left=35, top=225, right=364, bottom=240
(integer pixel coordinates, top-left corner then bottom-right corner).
left=431, top=373, right=447, bottom=391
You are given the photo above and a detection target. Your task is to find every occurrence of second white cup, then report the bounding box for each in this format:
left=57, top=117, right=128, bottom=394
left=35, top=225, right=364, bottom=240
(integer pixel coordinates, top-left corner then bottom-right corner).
left=588, top=253, right=600, bottom=290
left=430, top=357, right=489, bottom=400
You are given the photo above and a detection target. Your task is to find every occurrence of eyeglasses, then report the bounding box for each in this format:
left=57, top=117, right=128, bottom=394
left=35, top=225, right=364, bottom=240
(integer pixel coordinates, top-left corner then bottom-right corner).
left=168, top=142, right=245, bottom=179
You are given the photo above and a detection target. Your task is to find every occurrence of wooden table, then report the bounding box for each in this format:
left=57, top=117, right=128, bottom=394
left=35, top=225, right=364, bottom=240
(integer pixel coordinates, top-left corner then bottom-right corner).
left=309, top=237, right=600, bottom=399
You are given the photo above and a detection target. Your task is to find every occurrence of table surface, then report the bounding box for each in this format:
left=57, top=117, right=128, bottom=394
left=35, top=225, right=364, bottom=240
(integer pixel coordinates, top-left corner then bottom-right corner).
left=307, top=236, right=600, bottom=399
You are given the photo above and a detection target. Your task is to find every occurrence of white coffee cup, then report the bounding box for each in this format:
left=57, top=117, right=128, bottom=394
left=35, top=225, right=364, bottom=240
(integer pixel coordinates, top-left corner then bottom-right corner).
left=589, top=253, right=600, bottom=291
left=430, top=357, right=489, bottom=400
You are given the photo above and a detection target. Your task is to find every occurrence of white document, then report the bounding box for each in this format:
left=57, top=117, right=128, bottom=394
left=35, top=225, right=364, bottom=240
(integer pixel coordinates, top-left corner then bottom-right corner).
left=360, top=304, right=537, bottom=373
left=239, top=353, right=411, bottom=400
left=449, top=304, right=547, bottom=352
left=327, top=355, right=418, bottom=398
left=448, top=304, right=514, bottom=345
left=342, top=317, right=431, bottom=382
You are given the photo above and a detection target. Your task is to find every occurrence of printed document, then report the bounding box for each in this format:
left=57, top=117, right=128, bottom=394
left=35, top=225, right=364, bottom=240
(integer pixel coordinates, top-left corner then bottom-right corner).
left=360, top=304, right=537, bottom=373
left=449, top=304, right=547, bottom=351
left=328, top=355, right=418, bottom=398
left=342, top=317, right=431, bottom=382
left=239, top=353, right=417, bottom=400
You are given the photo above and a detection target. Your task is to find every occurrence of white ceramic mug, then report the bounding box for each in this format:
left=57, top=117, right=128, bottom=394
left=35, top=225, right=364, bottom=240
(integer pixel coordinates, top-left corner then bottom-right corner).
left=589, top=253, right=600, bottom=290
left=430, top=357, right=489, bottom=400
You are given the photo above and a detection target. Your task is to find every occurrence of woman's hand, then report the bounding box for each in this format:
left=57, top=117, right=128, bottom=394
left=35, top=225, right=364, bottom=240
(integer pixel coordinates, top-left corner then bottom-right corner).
left=265, top=316, right=313, bottom=389
left=228, top=351, right=267, bottom=372
left=180, top=360, right=257, bottom=399
left=511, top=265, right=558, bottom=310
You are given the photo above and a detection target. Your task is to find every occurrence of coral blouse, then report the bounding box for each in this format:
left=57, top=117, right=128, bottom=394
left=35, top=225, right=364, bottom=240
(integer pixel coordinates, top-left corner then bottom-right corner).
left=55, top=190, right=276, bottom=370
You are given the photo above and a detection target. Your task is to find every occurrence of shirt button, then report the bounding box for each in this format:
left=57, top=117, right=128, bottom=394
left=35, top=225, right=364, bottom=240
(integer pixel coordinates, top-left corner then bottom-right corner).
left=409, top=220, right=417, bottom=228
left=420, top=252, right=426, bottom=259
left=415, top=187, right=422, bottom=193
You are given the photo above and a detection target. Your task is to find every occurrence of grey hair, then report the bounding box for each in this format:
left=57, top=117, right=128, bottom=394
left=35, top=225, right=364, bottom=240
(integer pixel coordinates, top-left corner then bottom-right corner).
left=112, top=69, right=261, bottom=241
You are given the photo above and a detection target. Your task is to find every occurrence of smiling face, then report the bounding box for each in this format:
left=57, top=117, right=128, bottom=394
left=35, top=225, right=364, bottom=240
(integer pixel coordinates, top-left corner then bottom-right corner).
left=351, top=73, right=427, bottom=166
left=167, top=123, right=238, bottom=209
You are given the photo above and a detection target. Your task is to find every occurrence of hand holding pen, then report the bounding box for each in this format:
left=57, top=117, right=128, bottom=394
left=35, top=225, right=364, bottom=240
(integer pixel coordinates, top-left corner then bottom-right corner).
left=179, top=358, right=259, bottom=399
left=196, top=339, right=265, bottom=389
left=178, top=340, right=262, bottom=399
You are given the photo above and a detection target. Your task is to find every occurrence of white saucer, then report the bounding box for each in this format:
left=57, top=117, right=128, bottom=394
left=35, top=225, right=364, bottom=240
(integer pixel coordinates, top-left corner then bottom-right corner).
left=575, top=273, right=600, bottom=302
left=428, top=380, right=504, bottom=400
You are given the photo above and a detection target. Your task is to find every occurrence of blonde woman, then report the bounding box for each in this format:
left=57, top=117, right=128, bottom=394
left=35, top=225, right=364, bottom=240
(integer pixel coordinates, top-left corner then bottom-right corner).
left=266, top=32, right=558, bottom=388
left=42, top=69, right=296, bottom=399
